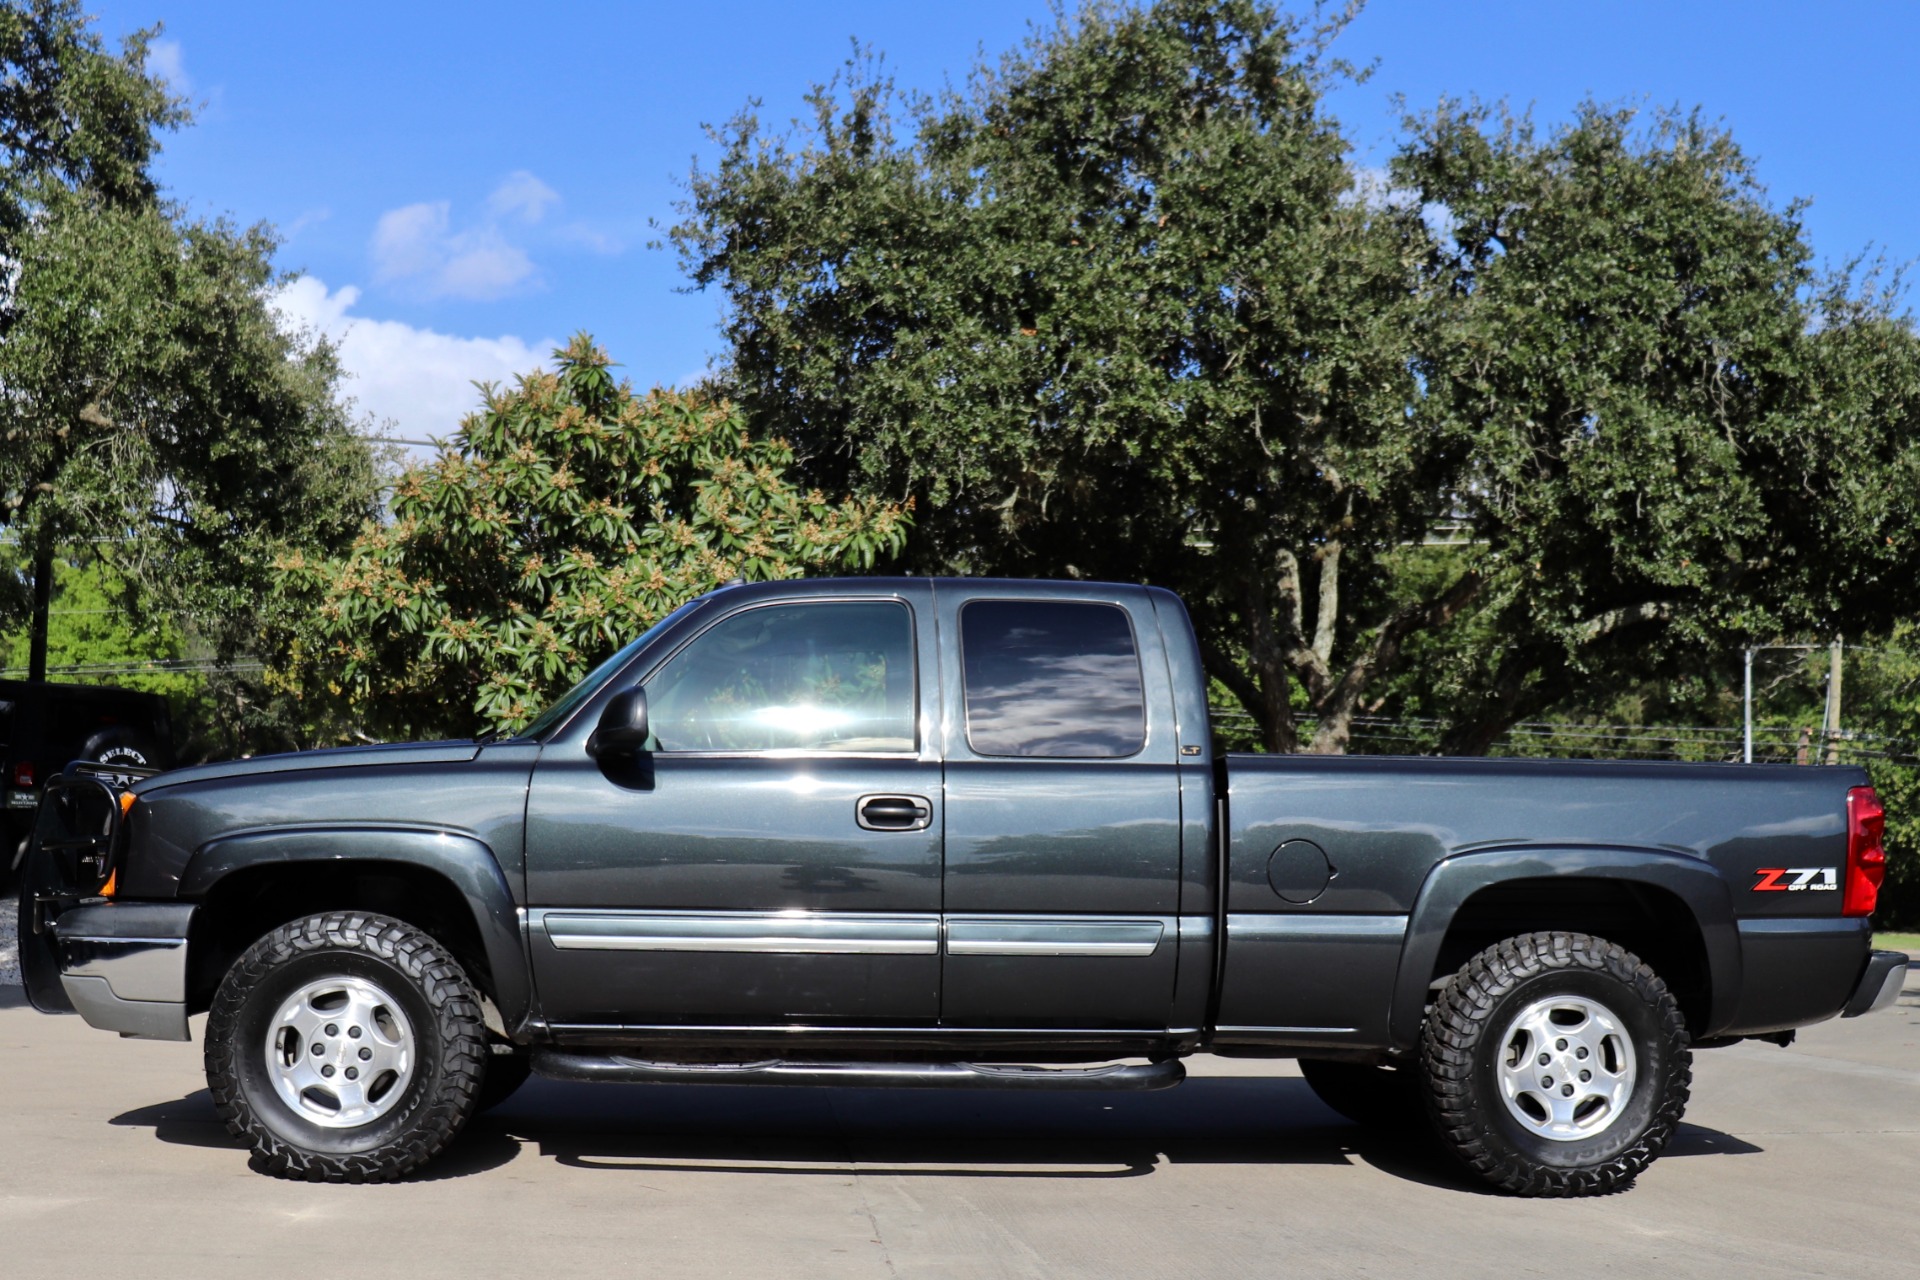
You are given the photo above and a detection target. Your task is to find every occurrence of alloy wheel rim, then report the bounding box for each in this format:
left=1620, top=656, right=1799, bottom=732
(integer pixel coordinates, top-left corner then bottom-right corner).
left=265, top=975, right=416, bottom=1129
left=1494, top=993, right=1637, bottom=1141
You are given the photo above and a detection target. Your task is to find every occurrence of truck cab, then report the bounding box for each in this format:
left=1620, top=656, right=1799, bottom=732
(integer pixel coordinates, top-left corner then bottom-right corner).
left=522, top=577, right=1211, bottom=1049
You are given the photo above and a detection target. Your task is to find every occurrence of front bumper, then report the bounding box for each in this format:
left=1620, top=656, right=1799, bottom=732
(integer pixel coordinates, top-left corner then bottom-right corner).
left=1843, top=949, right=1911, bottom=1018
left=51, top=902, right=196, bottom=1042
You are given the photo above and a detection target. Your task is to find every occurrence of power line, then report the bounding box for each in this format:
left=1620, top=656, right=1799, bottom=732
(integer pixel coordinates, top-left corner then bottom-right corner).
left=352, top=434, right=443, bottom=448
left=0, top=659, right=265, bottom=677
left=1208, top=708, right=1920, bottom=766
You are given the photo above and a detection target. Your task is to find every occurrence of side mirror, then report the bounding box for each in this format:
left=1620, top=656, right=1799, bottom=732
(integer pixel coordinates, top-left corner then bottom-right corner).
left=587, top=687, right=649, bottom=758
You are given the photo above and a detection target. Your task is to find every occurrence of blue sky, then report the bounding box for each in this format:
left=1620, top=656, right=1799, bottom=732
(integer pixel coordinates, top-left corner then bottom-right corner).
left=85, top=1, right=1920, bottom=444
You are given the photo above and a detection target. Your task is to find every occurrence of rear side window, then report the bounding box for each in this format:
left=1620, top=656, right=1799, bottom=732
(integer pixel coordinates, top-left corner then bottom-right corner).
left=960, top=601, right=1146, bottom=758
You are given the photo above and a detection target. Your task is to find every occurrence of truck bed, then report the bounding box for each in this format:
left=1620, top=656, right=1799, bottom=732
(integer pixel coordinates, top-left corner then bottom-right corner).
left=1216, top=753, right=1870, bottom=1050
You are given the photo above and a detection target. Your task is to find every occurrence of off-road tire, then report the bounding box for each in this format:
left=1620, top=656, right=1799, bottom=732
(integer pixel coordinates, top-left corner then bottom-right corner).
left=1420, top=931, right=1691, bottom=1197
left=1298, top=1059, right=1423, bottom=1129
left=475, top=1048, right=533, bottom=1114
left=206, top=912, right=487, bottom=1182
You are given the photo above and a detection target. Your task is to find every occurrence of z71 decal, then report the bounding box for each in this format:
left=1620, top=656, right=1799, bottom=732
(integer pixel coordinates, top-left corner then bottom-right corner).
left=1752, top=867, right=1839, bottom=892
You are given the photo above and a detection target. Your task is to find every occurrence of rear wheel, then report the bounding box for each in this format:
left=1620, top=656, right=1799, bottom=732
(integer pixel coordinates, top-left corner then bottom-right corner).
left=1420, top=931, right=1691, bottom=1197
left=206, top=912, right=487, bottom=1182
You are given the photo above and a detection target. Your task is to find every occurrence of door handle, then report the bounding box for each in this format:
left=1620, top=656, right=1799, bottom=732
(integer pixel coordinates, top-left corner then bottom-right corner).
left=857, top=794, right=932, bottom=832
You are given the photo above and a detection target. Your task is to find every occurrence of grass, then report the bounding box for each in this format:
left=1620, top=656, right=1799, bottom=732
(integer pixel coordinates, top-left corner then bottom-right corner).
left=1874, top=931, right=1920, bottom=954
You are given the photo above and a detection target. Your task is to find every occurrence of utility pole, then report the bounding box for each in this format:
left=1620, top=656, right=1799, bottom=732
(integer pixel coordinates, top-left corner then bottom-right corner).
left=1822, top=636, right=1844, bottom=765
left=1743, top=648, right=1754, bottom=764
left=27, top=543, right=52, bottom=684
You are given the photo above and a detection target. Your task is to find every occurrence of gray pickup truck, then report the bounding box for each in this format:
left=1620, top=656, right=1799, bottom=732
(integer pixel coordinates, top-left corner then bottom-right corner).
left=16, top=577, right=1908, bottom=1195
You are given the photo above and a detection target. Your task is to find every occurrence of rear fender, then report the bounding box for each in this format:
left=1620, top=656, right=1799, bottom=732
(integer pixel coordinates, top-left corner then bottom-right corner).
left=1389, top=845, right=1739, bottom=1051
left=182, top=827, right=532, bottom=1032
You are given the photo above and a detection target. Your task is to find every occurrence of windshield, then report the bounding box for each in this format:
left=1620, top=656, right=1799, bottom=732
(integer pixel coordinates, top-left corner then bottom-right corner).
left=517, top=598, right=707, bottom=741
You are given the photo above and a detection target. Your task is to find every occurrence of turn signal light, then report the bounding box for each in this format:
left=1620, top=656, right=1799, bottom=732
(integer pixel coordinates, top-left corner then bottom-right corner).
left=119, top=791, right=137, bottom=816
left=1843, top=786, right=1887, bottom=917
left=98, top=870, right=118, bottom=899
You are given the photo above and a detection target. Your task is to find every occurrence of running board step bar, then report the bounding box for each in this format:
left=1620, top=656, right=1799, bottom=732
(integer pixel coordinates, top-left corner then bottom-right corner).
left=531, top=1051, right=1185, bottom=1092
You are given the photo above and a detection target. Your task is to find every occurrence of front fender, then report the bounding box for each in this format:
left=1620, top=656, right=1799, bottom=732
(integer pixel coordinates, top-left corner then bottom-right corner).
left=182, top=826, right=532, bottom=1033
left=1388, top=845, right=1740, bottom=1051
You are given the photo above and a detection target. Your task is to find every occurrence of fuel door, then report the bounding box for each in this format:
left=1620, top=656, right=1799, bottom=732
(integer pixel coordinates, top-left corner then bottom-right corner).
left=1266, top=838, right=1333, bottom=904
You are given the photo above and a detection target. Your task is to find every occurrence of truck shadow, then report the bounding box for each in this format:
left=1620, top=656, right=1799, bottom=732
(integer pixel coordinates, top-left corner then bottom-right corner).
left=111, top=1074, right=1761, bottom=1193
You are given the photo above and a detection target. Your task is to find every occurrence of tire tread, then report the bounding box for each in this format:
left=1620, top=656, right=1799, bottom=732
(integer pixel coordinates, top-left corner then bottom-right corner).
left=204, top=911, right=487, bottom=1183
left=1419, top=930, right=1692, bottom=1197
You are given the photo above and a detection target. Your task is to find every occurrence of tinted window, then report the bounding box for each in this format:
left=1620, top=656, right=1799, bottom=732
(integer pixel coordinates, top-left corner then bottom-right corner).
left=961, top=601, right=1146, bottom=758
left=647, top=601, right=916, bottom=753
left=522, top=598, right=703, bottom=740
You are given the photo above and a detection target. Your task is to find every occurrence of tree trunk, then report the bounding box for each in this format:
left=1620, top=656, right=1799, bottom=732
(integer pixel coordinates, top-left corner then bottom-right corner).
left=1239, top=577, right=1300, bottom=753
left=28, top=543, right=53, bottom=683
left=1438, top=638, right=1584, bottom=757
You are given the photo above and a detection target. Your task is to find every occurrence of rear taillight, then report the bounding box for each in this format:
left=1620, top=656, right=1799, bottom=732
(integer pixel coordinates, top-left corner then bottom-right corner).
left=10, top=760, right=32, bottom=788
left=1844, top=785, right=1888, bottom=917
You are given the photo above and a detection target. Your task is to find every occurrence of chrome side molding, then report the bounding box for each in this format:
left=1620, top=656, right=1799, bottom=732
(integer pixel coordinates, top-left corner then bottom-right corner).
left=534, top=909, right=1174, bottom=959
left=539, top=910, right=940, bottom=955
left=945, top=917, right=1165, bottom=958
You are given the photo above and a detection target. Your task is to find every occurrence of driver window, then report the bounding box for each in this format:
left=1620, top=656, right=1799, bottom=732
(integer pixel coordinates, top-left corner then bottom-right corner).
left=645, top=601, right=916, bottom=753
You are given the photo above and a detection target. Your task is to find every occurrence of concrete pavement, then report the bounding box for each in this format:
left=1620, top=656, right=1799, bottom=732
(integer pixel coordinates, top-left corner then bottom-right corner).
left=1, top=965, right=1915, bottom=1279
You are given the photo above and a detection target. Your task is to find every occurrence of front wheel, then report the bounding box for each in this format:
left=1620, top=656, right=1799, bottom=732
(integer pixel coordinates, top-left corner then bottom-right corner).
left=205, top=912, right=488, bottom=1182
left=1420, top=931, right=1691, bottom=1197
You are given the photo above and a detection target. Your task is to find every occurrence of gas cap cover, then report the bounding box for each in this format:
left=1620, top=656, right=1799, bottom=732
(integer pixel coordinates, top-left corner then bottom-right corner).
left=1266, top=839, right=1333, bottom=904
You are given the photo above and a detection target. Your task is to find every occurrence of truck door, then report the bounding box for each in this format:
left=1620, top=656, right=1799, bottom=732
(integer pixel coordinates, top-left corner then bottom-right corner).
left=524, top=586, right=943, bottom=1029
left=935, top=584, right=1184, bottom=1031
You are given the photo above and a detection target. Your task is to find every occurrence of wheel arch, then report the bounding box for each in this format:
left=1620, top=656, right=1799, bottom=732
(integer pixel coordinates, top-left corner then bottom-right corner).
left=181, top=828, right=532, bottom=1035
left=1390, top=846, right=1739, bottom=1051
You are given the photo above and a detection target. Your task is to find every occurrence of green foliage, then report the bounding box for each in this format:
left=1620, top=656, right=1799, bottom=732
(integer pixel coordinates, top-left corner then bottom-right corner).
left=281, top=335, right=911, bottom=739
left=0, top=552, right=197, bottom=703
left=1838, top=640, right=1920, bottom=929
left=1396, top=103, right=1920, bottom=753
left=677, top=0, right=1920, bottom=758
left=1, top=195, right=386, bottom=635
left=0, top=0, right=385, bottom=758
left=0, top=0, right=186, bottom=268
left=677, top=0, right=1436, bottom=753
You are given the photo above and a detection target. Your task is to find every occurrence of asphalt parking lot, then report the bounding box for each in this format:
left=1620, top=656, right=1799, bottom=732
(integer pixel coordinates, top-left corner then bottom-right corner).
left=2, top=906, right=1914, bottom=1279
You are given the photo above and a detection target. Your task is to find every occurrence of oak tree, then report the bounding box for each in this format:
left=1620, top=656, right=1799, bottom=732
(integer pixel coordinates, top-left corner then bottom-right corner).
left=677, top=0, right=1920, bottom=754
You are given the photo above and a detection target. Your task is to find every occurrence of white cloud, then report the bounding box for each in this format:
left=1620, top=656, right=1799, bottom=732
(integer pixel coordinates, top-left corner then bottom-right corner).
left=283, top=206, right=331, bottom=240
left=371, top=201, right=451, bottom=282
left=557, top=222, right=625, bottom=255
left=272, top=276, right=556, bottom=447
left=148, top=38, right=190, bottom=93
left=369, top=172, right=571, bottom=301
left=488, top=170, right=560, bottom=224
left=435, top=230, right=536, bottom=299
left=368, top=201, right=537, bottom=300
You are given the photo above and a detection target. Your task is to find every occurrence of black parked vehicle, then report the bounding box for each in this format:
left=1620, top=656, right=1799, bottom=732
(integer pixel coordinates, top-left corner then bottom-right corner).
left=16, top=578, right=1908, bottom=1194
left=2, top=679, right=172, bottom=893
